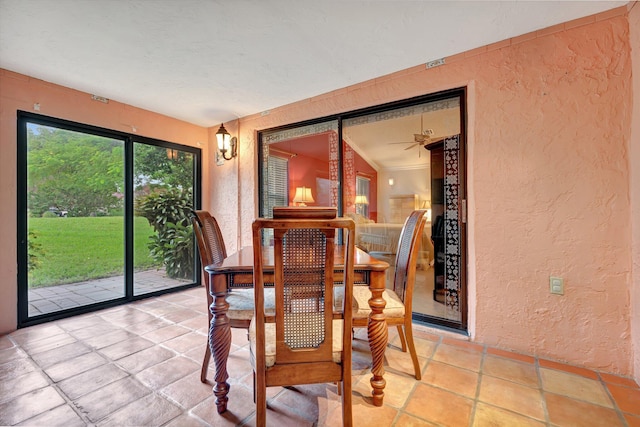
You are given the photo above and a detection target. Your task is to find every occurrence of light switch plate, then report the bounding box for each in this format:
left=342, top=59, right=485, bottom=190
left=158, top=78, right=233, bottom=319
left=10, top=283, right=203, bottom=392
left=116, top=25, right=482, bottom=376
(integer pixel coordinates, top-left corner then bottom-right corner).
left=550, top=276, right=564, bottom=295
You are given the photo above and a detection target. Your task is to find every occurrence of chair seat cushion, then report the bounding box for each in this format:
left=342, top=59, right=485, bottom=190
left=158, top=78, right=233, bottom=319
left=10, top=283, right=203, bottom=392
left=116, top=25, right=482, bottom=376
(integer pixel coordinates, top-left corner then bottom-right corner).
left=352, top=286, right=405, bottom=319
left=249, top=316, right=344, bottom=367
left=227, top=288, right=275, bottom=321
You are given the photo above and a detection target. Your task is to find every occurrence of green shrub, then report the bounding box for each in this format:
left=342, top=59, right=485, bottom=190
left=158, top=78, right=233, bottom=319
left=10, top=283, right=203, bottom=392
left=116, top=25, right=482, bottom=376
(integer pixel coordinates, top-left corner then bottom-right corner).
left=136, top=188, right=193, bottom=279
left=27, top=230, right=44, bottom=272
left=41, top=211, right=57, bottom=218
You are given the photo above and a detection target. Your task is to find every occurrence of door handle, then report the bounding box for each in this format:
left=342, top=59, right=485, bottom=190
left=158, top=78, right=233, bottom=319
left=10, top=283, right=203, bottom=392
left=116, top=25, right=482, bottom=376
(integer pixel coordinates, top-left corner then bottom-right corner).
left=461, top=199, right=467, bottom=223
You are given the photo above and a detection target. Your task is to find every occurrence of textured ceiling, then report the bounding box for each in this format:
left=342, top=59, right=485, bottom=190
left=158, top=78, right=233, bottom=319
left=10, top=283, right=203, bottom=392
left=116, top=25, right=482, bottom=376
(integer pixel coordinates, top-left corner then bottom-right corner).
left=0, top=0, right=627, bottom=128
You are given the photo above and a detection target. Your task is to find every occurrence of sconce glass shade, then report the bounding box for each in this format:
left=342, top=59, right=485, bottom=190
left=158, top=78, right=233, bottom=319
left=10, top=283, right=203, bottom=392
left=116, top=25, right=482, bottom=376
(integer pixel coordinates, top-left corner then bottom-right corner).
left=293, top=186, right=315, bottom=206
left=354, top=195, right=369, bottom=205
left=215, top=123, right=237, bottom=161
left=216, top=123, right=230, bottom=150
left=388, top=178, right=394, bottom=186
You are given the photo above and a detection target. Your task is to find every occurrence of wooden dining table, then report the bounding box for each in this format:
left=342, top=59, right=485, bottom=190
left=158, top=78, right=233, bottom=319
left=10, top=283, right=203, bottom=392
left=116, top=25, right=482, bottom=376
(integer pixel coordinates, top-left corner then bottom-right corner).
left=204, top=245, right=390, bottom=413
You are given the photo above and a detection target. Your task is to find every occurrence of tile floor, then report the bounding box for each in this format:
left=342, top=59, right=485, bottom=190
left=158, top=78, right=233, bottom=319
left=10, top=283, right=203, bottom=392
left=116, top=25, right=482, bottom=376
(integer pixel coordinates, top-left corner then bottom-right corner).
left=2, top=286, right=639, bottom=426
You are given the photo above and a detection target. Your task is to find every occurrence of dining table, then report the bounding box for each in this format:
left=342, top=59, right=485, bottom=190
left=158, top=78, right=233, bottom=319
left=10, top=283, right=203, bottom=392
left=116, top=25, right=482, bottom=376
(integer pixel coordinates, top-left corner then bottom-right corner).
left=204, top=245, right=390, bottom=414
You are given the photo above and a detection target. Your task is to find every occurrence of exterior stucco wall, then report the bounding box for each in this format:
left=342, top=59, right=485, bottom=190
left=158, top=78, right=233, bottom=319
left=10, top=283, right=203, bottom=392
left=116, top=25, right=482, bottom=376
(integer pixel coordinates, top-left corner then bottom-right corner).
left=0, top=70, right=210, bottom=334
left=628, top=2, right=640, bottom=383
left=232, top=12, right=634, bottom=375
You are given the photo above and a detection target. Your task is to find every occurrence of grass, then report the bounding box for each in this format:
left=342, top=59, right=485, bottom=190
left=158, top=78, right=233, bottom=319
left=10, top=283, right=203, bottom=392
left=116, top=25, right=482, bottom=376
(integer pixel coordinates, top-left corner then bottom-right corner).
left=28, top=216, right=161, bottom=288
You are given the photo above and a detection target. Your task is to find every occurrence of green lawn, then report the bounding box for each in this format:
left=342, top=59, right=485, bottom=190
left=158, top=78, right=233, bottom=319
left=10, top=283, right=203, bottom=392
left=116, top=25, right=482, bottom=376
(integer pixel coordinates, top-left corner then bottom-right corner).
left=28, top=216, right=161, bottom=287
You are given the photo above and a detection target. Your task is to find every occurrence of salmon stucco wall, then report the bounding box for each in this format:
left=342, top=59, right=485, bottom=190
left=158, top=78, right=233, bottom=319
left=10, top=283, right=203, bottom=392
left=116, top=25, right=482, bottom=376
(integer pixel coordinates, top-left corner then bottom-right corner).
left=230, top=12, right=634, bottom=375
left=0, top=70, right=210, bottom=334
left=628, top=2, right=640, bottom=382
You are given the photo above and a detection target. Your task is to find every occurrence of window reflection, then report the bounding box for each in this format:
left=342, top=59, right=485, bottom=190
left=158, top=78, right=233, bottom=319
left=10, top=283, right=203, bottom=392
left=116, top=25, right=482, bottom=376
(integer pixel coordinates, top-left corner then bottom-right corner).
left=260, top=122, right=339, bottom=217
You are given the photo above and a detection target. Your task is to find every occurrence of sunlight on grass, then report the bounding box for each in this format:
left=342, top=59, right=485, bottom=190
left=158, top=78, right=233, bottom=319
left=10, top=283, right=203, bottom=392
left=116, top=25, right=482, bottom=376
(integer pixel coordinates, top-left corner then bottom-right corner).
left=28, top=216, right=160, bottom=287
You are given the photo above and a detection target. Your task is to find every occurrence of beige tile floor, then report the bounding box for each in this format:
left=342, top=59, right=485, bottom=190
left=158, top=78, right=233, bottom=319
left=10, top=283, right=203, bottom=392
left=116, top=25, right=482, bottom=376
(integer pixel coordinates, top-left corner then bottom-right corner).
left=1, top=286, right=639, bottom=426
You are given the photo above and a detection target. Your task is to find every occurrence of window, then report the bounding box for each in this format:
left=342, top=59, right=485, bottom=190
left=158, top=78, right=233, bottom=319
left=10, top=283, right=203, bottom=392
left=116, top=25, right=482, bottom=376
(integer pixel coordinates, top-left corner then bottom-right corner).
left=17, top=112, right=201, bottom=327
left=265, top=155, right=289, bottom=217
left=355, top=176, right=370, bottom=218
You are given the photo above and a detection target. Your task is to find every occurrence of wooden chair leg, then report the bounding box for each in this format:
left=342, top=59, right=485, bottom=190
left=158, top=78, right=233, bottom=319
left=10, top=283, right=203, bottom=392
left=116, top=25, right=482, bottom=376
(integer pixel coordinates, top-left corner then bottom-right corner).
left=200, top=343, right=211, bottom=383
left=256, top=384, right=267, bottom=427
left=396, top=325, right=408, bottom=352
left=255, top=370, right=267, bottom=427
left=403, top=322, right=421, bottom=380
left=341, top=378, right=353, bottom=427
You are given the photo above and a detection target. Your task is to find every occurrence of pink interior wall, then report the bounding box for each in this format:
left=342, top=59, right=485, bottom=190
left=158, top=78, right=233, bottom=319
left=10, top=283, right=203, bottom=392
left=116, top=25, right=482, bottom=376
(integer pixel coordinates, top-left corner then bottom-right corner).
left=288, top=154, right=329, bottom=205
left=234, top=10, right=635, bottom=375
left=0, top=70, right=210, bottom=334
left=628, top=3, right=640, bottom=382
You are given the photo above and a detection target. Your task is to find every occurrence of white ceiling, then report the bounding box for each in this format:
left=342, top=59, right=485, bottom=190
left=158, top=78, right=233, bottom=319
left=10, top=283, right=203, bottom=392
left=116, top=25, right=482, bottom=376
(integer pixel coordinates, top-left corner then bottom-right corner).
left=0, top=0, right=627, bottom=129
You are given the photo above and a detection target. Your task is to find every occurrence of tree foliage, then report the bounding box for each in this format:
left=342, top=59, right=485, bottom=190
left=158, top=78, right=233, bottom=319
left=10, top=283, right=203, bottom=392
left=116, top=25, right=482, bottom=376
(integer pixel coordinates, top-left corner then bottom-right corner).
left=27, top=126, right=195, bottom=217
left=27, top=126, right=124, bottom=216
left=134, top=144, right=194, bottom=189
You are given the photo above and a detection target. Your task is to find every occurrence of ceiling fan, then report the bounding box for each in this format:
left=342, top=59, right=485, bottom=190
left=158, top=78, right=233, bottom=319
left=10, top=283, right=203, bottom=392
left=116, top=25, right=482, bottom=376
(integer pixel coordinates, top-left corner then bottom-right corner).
left=388, top=114, right=447, bottom=154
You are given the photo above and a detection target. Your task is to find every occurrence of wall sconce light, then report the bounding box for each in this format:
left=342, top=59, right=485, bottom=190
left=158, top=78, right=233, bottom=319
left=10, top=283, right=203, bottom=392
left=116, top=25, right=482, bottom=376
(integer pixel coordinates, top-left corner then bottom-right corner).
left=166, top=148, right=178, bottom=160
left=215, top=123, right=237, bottom=164
left=293, top=186, right=315, bottom=206
left=388, top=178, right=394, bottom=186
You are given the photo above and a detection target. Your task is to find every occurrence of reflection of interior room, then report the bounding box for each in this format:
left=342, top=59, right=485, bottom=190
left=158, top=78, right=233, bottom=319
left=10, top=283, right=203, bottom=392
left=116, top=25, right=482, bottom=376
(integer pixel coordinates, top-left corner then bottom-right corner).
left=342, top=101, right=461, bottom=322
left=268, top=131, right=378, bottom=218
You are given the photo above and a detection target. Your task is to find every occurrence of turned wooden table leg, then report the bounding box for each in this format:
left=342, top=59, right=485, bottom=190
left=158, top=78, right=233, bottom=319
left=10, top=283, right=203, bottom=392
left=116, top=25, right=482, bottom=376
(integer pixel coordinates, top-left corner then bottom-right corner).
left=209, top=274, right=232, bottom=414
left=367, top=270, right=388, bottom=406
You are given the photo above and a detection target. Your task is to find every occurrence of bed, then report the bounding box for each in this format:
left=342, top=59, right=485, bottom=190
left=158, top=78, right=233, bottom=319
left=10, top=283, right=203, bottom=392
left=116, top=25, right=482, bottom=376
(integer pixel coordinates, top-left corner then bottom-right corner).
left=348, top=214, right=433, bottom=270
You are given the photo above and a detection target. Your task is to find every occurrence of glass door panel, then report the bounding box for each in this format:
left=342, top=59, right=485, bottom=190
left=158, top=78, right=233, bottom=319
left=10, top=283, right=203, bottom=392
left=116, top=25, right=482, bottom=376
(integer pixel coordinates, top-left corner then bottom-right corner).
left=133, top=143, right=197, bottom=296
left=343, top=96, right=465, bottom=328
left=260, top=120, right=340, bottom=217
left=26, top=124, right=125, bottom=316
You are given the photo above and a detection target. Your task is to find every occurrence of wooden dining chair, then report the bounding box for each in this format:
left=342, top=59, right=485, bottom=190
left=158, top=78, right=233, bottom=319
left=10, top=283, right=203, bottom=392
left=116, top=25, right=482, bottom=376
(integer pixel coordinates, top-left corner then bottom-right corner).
left=352, top=209, right=428, bottom=380
left=191, top=210, right=274, bottom=383
left=250, top=215, right=355, bottom=427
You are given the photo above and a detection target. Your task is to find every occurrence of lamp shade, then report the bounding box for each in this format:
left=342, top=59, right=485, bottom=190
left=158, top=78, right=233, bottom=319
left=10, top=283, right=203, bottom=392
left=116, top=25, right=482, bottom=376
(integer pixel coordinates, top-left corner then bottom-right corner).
left=354, top=195, right=369, bottom=205
left=293, top=186, right=315, bottom=206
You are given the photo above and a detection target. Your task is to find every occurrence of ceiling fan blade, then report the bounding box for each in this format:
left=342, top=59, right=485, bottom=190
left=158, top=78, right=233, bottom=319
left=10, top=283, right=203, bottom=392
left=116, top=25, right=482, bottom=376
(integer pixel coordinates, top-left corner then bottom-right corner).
left=388, top=141, right=414, bottom=145
left=404, top=143, right=419, bottom=150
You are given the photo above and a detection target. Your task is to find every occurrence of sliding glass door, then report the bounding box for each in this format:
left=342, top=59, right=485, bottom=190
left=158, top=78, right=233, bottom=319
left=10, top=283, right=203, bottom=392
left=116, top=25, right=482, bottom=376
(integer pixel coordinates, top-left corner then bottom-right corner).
left=22, top=123, right=127, bottom=317
left=133, top=143, right=196, bottom=296
left=17, top=112, right=201, bottom=327
left=342, top=96, right=466, bottom=328
left=257, top=89, right=468, bottom=332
